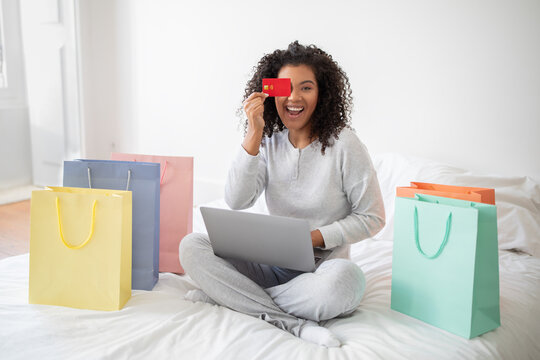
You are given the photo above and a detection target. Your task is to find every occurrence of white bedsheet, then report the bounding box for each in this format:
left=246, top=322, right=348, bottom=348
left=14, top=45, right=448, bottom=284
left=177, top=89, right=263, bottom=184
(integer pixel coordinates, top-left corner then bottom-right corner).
left=3, top=153, right=539, bottom=359
left=1, top=240, right=539, bottom=360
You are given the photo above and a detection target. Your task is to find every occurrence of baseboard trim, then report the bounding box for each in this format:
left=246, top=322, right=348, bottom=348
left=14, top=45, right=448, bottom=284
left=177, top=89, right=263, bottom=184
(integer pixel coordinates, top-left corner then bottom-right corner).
left=0, top=185, right=44, bottom=205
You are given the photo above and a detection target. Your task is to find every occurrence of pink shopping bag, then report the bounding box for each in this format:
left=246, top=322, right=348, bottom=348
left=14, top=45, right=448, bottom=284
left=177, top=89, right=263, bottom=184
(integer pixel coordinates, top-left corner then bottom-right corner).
left=112, top=153, right=193, bottom=274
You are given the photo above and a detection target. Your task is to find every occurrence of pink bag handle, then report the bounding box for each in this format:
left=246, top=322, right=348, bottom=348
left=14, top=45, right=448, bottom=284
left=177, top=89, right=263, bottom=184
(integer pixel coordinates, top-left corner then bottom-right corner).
left=132, top=159, right=167, bottom=185
left=160, top=161, right=167, bottom=185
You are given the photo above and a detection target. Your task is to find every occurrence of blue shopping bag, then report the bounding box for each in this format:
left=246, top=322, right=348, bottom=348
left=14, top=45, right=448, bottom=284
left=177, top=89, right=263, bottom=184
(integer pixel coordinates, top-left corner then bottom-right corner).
left=63, top=159, right=160, bottom=290
left=391, top=194, right=500, bottom=338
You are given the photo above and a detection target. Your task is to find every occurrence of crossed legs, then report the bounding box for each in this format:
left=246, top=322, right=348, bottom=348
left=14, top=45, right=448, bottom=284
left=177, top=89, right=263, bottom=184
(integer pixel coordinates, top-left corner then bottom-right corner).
left=179, top=232, right=365, bottom=346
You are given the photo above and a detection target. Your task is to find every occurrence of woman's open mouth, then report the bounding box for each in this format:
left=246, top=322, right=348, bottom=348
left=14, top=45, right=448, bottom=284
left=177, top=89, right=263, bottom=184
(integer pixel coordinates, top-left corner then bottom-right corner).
left=286, top=105, right=304, bottom=118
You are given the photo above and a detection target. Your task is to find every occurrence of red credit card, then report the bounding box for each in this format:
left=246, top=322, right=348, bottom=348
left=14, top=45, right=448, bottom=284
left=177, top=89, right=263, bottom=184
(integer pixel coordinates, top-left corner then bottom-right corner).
left=262, top=78, right=291, bottom=97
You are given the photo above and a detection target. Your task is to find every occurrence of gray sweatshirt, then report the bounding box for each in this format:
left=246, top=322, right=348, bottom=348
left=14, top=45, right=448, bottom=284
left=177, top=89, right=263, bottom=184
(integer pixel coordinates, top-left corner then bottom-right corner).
left=224, top=128, right=386, bottom=261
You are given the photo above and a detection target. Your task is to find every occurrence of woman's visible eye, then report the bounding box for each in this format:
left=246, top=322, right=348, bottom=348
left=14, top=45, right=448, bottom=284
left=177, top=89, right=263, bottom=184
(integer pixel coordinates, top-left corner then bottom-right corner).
left=302, top=86, right=312, bottom=91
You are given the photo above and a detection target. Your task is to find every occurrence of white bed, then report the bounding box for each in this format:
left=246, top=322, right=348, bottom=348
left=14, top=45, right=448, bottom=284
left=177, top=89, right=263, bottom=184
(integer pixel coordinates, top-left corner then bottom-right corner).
left=1, top=153, right=539, bottom=359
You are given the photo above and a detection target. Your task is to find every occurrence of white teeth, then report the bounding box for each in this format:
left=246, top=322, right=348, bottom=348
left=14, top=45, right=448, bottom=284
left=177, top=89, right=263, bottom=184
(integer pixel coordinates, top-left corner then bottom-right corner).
left=286, top=106, right=303, bottom=111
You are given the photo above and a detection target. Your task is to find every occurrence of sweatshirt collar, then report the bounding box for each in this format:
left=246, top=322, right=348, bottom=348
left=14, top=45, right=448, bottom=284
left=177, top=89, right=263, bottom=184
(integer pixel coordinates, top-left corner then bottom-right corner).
left=283, top=129, right=318, bottom=152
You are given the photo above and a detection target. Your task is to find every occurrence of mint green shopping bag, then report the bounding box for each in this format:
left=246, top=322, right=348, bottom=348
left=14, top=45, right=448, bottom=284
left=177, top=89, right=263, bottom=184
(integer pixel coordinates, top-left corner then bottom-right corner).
left=391, top=194, right=500, bottom=339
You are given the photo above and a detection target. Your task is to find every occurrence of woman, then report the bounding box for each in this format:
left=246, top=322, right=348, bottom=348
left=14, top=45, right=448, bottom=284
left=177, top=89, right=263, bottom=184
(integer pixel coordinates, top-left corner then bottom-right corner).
left=179, top=41, right=385, bottom=347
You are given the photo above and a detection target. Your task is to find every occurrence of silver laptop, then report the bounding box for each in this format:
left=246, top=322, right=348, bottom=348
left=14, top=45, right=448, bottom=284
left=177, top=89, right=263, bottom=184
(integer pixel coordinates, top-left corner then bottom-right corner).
left=200, top=207, right=320, bottom=272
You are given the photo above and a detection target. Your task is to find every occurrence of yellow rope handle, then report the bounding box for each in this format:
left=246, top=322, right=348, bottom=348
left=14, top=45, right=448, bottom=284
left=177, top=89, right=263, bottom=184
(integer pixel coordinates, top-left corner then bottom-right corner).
left=55, top=197, right=97, bottom=249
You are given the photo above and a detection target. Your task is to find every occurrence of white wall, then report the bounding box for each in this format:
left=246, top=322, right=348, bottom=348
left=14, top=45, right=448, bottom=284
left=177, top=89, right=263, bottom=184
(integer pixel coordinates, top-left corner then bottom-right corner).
left=0, top=108, right=32, bottom=188
left=0, top=0, right=32, bottom=190
left=78, top=0, right=137, bottom=159
left=80, top=0, right=540, bottom=203
left=19, top=0, right=83, bottom=187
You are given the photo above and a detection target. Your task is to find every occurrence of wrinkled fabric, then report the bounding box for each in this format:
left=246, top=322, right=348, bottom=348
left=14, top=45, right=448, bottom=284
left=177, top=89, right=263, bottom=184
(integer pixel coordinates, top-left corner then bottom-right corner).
left=179, top=232, right=364, bottom=334
left=1, top=240, right=540, bottom=359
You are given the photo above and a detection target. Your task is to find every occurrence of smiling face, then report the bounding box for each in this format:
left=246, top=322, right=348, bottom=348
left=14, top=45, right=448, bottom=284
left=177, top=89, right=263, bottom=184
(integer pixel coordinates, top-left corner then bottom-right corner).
left=275, top=64, right=319, bottom=134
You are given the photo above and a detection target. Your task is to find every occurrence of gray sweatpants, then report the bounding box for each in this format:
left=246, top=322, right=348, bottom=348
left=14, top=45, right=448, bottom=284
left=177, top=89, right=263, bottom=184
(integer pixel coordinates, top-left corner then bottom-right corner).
left=179, top=232, right=366, bottom=336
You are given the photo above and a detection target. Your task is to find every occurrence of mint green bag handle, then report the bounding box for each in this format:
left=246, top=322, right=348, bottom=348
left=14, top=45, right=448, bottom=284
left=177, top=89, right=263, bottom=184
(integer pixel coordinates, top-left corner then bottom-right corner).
left=414, top=205, right=452, bottom=259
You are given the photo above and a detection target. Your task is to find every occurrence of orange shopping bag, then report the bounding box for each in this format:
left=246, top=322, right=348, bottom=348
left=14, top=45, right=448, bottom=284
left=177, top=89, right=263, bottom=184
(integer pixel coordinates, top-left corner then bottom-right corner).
left=396, top=182, right=495, bottom=205
left=112, top=153, right=193, bottom=274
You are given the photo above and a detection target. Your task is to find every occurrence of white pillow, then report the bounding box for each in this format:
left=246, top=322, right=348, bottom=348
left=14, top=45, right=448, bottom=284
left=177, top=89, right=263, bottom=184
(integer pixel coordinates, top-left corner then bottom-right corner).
left=192, top=194, right=269, bottom=234
left=372, top=153, right=540, bottom=258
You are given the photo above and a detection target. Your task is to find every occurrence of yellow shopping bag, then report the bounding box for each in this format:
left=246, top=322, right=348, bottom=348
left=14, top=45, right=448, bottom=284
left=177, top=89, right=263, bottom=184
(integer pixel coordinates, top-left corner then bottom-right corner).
left=29, top=187, right=132, bottom=311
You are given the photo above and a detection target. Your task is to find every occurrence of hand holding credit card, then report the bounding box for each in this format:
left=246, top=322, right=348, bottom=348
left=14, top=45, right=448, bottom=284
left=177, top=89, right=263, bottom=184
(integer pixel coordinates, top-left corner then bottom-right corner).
left=262, top=78, right=291, bottom=97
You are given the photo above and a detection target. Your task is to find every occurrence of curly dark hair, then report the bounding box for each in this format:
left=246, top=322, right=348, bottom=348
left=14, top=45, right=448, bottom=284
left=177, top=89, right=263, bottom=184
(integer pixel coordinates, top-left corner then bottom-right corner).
left=239, top=41, right=353, bottom=154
